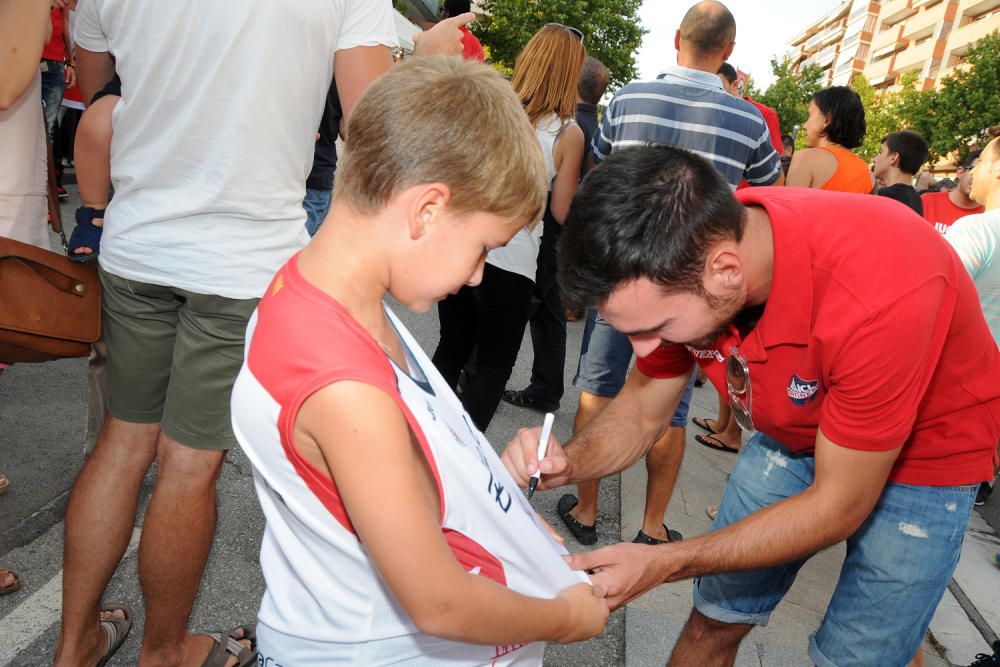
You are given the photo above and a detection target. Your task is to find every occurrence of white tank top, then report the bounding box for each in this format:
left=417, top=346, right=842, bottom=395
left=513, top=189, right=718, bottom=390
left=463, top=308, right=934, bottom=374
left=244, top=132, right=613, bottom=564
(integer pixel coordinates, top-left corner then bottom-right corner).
left=232, top=256, right=588, bottom=665
left=0, top=73, right=48, bottom=248
left=486, top=113, right=567, bottom=282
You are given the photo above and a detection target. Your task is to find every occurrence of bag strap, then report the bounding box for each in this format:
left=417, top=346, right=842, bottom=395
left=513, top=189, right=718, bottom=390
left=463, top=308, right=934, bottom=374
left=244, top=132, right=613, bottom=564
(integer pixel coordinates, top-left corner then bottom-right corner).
left=43, top=109, right=69, bottom=253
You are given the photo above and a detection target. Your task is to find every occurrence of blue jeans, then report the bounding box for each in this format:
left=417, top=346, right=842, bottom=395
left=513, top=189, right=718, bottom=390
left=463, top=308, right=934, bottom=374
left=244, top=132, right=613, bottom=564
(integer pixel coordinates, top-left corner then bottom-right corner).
left=573, top=308, right=695, bottom=427
left=694, top=432, right=976, bottom=665
left=40, top=59, right=65, bottom=145
left=303, top=188, right=331, bottom=236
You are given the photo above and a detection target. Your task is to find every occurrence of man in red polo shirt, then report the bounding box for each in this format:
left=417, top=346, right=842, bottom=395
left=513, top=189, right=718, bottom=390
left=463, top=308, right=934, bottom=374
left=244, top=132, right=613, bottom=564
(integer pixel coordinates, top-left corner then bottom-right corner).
left=501, top=145, right=1000, bottom=665
left=923, top=150, right=985, bottom=233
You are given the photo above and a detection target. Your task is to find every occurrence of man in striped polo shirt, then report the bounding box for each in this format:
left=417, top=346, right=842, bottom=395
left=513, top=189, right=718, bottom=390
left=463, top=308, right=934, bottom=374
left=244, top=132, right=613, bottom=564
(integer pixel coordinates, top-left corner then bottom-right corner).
left=554, top=0, right=783, bottom=549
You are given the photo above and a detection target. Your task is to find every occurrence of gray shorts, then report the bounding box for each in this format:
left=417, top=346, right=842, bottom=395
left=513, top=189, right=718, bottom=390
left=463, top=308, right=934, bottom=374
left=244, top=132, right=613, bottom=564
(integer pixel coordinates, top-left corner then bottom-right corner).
left=100, top=268, right=258, bottom=450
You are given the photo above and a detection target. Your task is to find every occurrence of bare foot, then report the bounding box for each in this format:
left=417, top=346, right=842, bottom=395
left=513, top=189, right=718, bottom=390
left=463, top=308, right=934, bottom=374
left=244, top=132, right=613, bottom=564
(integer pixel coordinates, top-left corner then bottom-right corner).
left=0, top=568, right=19, bottom=591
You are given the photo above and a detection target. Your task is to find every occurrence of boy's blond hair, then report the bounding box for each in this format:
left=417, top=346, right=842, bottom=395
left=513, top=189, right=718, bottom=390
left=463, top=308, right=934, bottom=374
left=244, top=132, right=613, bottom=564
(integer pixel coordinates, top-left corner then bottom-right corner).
left=512, top=25, right=587, bottom=127
left=334, top=56, right=547, bottom=227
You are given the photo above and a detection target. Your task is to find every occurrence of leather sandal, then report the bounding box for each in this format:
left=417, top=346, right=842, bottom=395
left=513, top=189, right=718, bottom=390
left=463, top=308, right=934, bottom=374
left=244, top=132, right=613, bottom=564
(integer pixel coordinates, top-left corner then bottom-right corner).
left=96, top=603, right=133, bottom=667
left=200, top=623, right=257, bottom=667
left=557, top=494, right=597, bottom=545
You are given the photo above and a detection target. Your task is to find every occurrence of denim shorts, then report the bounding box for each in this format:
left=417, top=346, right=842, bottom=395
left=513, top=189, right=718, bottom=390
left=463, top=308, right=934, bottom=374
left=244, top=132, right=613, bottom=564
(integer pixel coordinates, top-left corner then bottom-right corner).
left=573, top=309, right=695, bottom=427
left=694, top=432, right=977, bottom=665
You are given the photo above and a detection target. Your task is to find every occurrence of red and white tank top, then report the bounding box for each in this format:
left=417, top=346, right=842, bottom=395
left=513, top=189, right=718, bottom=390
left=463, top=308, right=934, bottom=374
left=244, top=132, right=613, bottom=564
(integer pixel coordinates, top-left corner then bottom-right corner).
left=231, top=254, right=587, bottom=665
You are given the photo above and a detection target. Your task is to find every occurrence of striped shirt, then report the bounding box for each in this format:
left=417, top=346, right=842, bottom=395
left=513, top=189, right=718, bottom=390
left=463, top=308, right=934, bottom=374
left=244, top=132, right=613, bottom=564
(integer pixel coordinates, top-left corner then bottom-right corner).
left=592, top=66, right=782, bottom=189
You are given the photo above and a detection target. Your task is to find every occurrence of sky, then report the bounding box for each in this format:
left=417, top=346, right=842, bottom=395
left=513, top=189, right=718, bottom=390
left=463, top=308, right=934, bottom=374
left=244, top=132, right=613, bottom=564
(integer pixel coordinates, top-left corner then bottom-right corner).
left=635, top=0, right=842, bottom=89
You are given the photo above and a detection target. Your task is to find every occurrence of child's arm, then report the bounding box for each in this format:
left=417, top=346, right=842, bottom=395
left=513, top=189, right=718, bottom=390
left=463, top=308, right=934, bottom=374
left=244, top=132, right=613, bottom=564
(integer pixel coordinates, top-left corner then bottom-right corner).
left=296, top=381, right=609, bottom=646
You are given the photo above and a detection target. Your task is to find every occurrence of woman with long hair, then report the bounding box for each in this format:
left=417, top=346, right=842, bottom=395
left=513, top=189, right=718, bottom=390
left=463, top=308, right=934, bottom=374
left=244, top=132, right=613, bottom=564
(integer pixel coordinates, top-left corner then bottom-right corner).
left=433, top=23, right=586, bottom=431
left=786, top=85, right=874, bottom=194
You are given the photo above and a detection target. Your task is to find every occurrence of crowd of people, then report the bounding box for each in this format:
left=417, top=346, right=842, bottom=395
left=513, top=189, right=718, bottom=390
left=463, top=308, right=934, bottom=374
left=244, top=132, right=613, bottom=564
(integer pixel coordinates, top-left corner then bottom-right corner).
left=1, top=0, right=999, bottom=665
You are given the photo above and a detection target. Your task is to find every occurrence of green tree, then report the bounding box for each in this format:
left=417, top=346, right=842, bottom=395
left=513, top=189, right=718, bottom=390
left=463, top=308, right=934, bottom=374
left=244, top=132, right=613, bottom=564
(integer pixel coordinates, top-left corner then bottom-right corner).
left=472, top=0, right=645, bottom=90
left=929, top=31, right=1000, bottom=162
left=756, top=58, right=824, bottom=145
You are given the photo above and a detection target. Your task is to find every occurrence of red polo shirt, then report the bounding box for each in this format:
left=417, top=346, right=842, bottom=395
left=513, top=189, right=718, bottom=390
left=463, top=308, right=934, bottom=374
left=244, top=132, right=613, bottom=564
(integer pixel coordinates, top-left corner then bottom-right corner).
left=921, top=191, right=984, bottom=234
left=636, top=188, right=1000, bottom=486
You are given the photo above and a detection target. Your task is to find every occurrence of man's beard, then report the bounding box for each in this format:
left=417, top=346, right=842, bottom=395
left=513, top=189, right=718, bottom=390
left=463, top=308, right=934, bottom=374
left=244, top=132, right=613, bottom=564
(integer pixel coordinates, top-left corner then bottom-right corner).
left=685, top=290, right=744, bottom=348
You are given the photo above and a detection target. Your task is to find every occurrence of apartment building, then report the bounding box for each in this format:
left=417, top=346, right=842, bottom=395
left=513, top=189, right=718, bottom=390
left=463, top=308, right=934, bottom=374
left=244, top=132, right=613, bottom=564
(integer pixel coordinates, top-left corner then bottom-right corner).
left=788, top=0, right=1000, bottom=91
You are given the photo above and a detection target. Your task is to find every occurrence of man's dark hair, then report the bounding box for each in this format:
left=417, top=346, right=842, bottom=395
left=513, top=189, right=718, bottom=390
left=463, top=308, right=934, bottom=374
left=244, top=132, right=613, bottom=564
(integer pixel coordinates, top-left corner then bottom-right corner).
left=717, top=62, right=737, bottom=84
left=811, top=86, right=866, bottom=149
left=443, top=0, right=471, bottom=16
left=577, top=57, right=610, bottom=105
left=679, top=1, right=736, bottom=55
left=882, top=130, right=929, bottom=175
left=558, top=145, right=745, bottom=311
left=781, top=134, right=795, bottom=152
left=961, top=148, right=982, bottom=169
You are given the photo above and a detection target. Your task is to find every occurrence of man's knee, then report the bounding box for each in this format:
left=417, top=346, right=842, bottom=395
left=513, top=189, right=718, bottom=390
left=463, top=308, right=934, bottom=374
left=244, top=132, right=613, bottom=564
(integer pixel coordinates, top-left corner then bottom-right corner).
left=685, top=608, right=753, bottom=643
left=155, top=435, right=226, bottom=486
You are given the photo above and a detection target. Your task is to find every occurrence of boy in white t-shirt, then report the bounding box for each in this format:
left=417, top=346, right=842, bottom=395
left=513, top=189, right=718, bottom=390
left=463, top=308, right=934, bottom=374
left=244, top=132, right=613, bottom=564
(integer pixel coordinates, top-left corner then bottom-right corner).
left=231, top=57, right=609, bottom=665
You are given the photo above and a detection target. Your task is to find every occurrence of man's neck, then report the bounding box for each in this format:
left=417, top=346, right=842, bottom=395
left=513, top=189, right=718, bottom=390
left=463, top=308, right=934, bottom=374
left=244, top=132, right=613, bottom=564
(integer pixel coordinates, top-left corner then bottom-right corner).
left=882, top=170, right=913, bottom=188
left=983, top=189, right=1000, bottom=212
left=675, top=54, right=723, bottom=74
left=949, top=188, right=980, bottom=209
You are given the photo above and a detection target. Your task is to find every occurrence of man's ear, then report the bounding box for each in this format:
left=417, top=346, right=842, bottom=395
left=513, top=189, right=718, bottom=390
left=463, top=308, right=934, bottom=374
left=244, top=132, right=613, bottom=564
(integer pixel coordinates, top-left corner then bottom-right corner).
left=722, top=41, right=735, bottom=61
left=407, top=183, right=453, bottom=240
left=674, top=30, right=681, bottom=52
left=705, top=244, right=744, bottom=294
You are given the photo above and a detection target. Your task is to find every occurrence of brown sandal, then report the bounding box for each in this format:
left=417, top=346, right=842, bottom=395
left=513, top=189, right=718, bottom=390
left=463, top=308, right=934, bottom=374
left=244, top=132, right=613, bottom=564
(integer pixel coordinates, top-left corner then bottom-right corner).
left=200, top=623, right=257, bottom=667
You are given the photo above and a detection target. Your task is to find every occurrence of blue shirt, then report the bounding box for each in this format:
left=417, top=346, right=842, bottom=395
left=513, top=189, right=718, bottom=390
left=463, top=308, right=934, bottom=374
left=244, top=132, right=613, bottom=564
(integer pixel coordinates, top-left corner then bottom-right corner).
left=592, top=66, right=782, bottom=189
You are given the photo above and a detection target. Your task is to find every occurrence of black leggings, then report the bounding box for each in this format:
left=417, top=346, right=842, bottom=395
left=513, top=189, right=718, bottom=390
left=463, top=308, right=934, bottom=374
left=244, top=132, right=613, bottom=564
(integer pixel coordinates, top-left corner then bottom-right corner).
left=432, top=263, right=534, bottom=432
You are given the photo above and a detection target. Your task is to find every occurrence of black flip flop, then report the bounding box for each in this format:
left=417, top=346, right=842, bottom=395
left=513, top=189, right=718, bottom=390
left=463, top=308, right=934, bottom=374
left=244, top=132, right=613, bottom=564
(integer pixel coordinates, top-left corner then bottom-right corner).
left=96, top=603, right=133, bottom=667
left=556, top=494, right=597, bottom=545
left=633, top=524, right=683, bottom=544
left=691, top=417, right=718, bottom=435
left=695, top=433, right=740, bottom=454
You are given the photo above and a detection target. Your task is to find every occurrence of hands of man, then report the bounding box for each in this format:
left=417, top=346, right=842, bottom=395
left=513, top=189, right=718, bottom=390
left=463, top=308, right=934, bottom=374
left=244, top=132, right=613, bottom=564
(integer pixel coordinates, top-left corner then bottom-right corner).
left=412, top=12, right=475, bottom=58
left=566, top=543, right=672, bottom=611
left=500, top=426, right=572, bottom=491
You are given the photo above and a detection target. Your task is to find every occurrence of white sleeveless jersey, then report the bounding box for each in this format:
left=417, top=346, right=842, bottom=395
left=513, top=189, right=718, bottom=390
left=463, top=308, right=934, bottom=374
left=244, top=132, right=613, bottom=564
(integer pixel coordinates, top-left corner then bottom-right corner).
left=231, top=256, right=588, bottom=665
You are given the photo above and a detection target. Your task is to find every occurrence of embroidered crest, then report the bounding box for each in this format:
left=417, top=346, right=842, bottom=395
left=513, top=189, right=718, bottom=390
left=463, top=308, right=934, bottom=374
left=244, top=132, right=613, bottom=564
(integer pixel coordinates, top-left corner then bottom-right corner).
left=787, top=375, right=819, bottom=406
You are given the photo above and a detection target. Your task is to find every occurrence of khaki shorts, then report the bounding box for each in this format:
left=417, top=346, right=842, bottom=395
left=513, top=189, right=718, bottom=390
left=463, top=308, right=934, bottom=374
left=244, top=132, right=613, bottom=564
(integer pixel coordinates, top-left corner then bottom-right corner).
left=100, top=269, right=258, bottom=450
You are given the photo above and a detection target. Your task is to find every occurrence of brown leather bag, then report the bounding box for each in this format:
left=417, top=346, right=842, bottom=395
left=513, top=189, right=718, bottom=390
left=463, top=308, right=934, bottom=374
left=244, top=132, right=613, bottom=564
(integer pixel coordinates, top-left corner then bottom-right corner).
left=0, top=116, right=101, bottom=364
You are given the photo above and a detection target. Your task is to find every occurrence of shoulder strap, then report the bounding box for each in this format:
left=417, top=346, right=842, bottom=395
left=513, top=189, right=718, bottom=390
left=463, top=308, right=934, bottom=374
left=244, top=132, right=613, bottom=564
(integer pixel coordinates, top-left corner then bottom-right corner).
left=43, top=109, right=68, bottom=251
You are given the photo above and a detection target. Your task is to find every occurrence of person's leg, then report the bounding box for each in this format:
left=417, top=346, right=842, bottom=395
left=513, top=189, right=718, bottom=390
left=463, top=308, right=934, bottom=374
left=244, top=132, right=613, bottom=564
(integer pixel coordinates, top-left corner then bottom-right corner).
left=136, top=436, right=226, bottom=666
left=71, top=94, right=117, bottom=258
left=56, top=270, right=178, bottom=666
left=639, top=372, right=697, bottom=541
left=676, top=433, right=815, bottom=665
left=569, top=391, right=611, bottom=526
left=566, top=311, right=634, bottom=528
left=136, top=286, right=259, bottom=666
left=55, top=418, right=160, bottom=666
left=808, top=481, right=977, bottom=666
left=40, top=60, right=65, bottom=145
left=669, top=609, right=754, bottom=666
left=460, top=264, right=534, bottom=431
left=302, top=187, right=332, bottom=237
left=431, top=286, right=479, bottom=390
left=522, top=222, right=565, bottom=404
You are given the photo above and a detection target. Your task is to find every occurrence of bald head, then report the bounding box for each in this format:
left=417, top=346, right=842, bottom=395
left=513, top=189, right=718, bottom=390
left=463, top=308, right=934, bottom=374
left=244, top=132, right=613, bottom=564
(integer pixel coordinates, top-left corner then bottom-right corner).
left=679, top=1, right=736, bottom=56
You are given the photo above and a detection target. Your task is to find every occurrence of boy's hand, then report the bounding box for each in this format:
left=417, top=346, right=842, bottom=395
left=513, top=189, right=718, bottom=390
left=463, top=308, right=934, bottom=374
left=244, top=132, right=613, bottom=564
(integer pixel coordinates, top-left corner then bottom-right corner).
left=553, top=582, right=609, bottom=643
left=412, top=12, right=474, bottom=58
left=500, top=427, right=572, bottom=491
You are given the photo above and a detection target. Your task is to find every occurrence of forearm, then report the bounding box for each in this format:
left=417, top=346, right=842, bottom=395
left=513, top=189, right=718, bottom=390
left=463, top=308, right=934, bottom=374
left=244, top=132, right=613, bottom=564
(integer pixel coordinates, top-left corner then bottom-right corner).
left=417, top=572, right=574, bottom=645
left=0, top=0, right=50, bottom=109
left=658, top=486, right=861, bottom=582
left=564, top=372, right=688, bottom=484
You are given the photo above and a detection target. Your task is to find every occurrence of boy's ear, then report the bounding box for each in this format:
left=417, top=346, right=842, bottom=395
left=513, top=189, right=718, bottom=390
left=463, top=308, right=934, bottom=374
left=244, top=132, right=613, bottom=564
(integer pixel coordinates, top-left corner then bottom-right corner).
left=408, top=183, right=453, bottom=240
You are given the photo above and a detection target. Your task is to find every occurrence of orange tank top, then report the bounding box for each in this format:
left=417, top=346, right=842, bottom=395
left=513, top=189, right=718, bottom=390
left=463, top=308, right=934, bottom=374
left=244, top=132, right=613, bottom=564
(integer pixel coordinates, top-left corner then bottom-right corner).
left=816, top=145, right=873, bottom=194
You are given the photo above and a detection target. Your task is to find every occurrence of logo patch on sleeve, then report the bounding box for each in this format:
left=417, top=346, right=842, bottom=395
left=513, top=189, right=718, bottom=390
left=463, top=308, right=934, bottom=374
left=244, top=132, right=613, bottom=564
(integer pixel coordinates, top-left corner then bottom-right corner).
left=787, top=375, right=819, bottom=406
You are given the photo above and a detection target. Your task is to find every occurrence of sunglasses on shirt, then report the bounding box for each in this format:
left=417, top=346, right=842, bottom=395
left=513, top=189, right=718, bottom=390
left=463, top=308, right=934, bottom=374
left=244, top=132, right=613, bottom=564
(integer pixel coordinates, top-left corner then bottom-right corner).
left=544, top=23, right=585, bottom=43
left=726, top=346, right=755, bottom=433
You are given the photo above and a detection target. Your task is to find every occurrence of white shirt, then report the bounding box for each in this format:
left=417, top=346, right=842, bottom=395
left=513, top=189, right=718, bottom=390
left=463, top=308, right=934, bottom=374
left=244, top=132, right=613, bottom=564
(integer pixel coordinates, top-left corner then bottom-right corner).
left=73, top=0, right=396, bottom=299
left=232, top=258, right=587, bottom=664
left=486, top=114, right=565, bottom=282
left=948, top=209, right=1000, bottom=348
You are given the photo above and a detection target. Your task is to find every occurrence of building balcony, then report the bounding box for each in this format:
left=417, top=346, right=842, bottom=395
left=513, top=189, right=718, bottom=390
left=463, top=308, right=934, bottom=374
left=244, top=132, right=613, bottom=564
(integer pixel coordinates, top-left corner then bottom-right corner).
left=892, top=36, right=937, bottom=72
left=959, top=0, right=1000, bottom=20
left=947, top=8, right=1000, bottom=56
left=882, top=0, right=918, bottom=25
left=901, top=5, right=948, bottom=40
left=871, top=24, right=905, bottom=51
left=865, top=52, right=895, bottom=79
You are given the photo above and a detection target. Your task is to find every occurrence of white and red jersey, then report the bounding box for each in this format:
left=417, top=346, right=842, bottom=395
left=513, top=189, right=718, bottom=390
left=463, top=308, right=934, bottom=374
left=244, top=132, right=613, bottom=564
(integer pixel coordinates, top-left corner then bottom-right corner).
left=231, top=255, right=587, bottom=665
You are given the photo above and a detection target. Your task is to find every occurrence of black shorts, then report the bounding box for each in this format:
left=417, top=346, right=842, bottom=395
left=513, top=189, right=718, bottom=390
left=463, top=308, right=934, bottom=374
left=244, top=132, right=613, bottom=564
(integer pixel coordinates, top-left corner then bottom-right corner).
left=91, top=74, right=122, bottom=104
